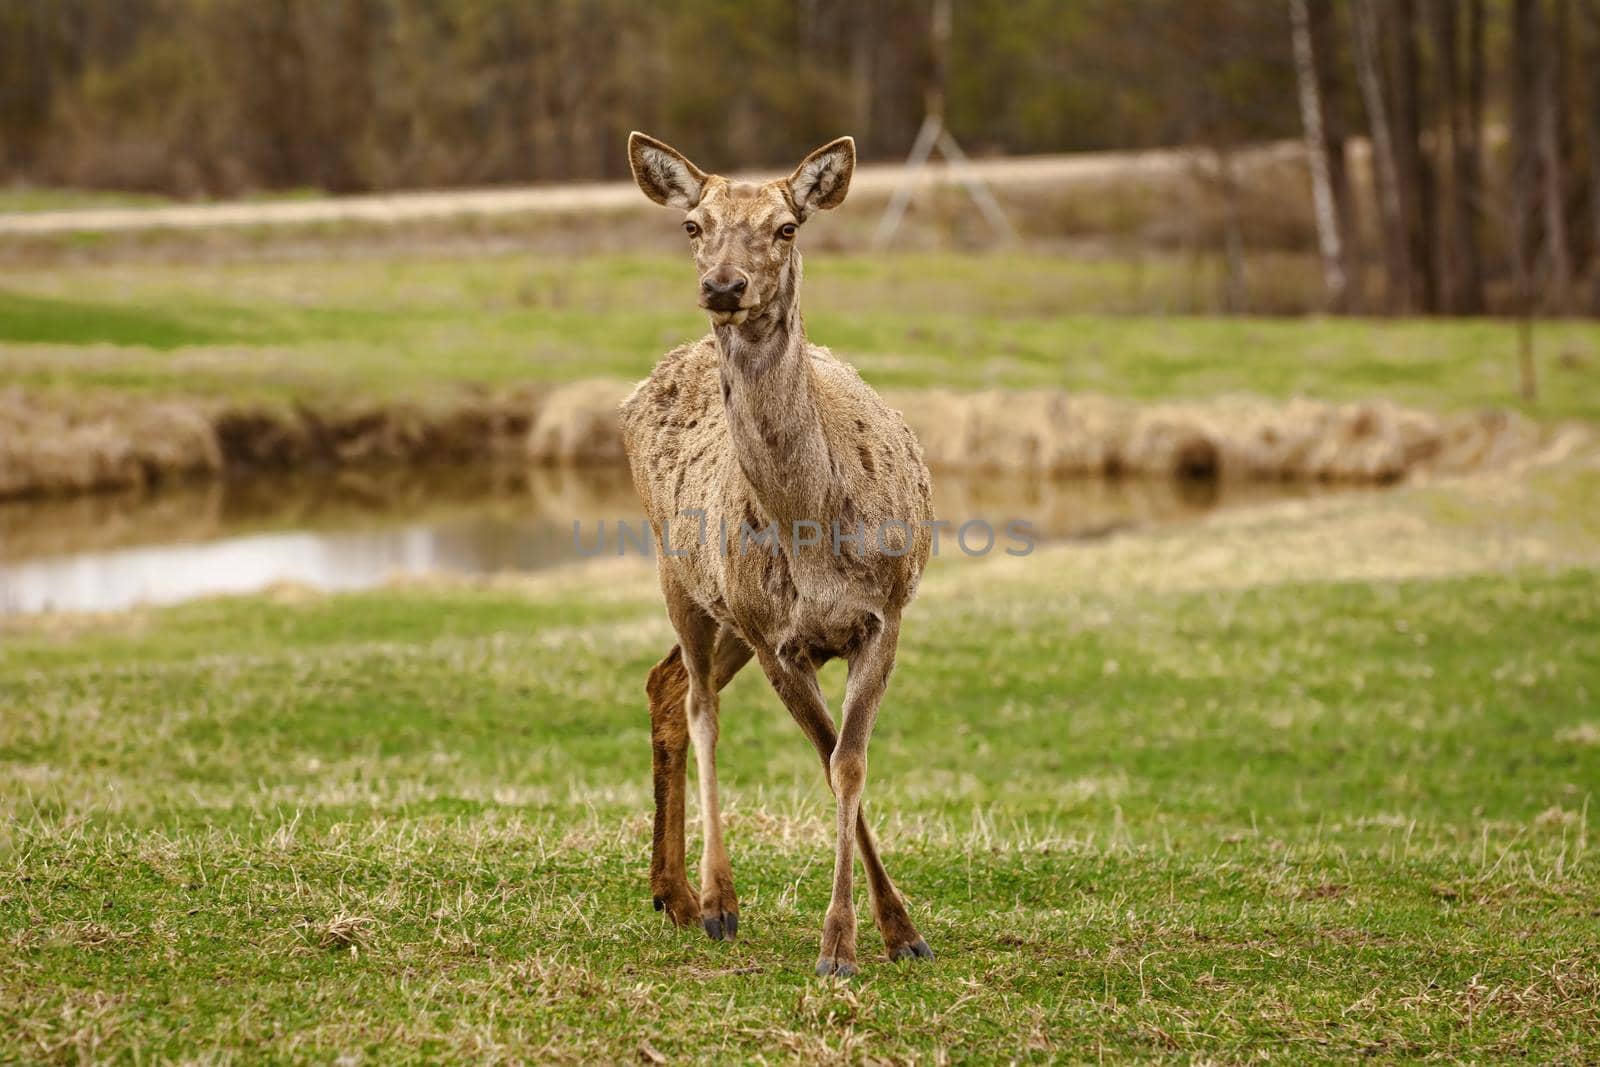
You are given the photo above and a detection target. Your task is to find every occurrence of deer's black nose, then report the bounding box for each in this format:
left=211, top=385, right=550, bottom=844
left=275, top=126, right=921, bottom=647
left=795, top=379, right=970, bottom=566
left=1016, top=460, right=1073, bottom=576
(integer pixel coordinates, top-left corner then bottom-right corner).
left=700, top=269, right=748, bottom=310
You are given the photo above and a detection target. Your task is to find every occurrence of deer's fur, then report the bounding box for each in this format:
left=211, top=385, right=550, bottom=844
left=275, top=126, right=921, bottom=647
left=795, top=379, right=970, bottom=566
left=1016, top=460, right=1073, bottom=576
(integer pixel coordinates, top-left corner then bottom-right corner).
left=620, top=133, right=934, bottom=976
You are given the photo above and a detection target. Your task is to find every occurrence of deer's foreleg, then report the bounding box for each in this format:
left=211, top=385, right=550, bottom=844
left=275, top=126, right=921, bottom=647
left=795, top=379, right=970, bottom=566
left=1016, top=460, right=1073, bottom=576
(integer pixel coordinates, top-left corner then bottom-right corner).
left=652, top=601, right=751, bottom=940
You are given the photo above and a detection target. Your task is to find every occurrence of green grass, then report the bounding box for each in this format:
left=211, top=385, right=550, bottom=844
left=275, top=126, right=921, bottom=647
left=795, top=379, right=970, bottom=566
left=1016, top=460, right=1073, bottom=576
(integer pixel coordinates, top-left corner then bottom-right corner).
left=3, top=251, right=1598, bottom=419
left=0, top=187, right=176, bottom=214
left=0, top=289, right=256, bottom=349
left=0, top=186, right=337, bottom=214
left=4, top=479, right=1598, bottom=1062
left=2, top=237, right=1599, bottom=1058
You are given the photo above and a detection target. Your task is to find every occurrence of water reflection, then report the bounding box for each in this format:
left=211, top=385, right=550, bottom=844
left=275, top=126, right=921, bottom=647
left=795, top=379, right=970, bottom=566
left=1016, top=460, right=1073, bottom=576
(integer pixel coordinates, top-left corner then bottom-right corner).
left=0, top=465, right=1327, bottom=615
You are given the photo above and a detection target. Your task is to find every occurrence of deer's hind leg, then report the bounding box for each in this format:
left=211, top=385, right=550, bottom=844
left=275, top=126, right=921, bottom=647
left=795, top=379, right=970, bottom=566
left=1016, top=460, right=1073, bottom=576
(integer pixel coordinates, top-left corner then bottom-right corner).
left=756, top=636, right=930, bottom=975
left=646, top=644, right=699, bottom=927
left=648, top=598, right=750, bottom=939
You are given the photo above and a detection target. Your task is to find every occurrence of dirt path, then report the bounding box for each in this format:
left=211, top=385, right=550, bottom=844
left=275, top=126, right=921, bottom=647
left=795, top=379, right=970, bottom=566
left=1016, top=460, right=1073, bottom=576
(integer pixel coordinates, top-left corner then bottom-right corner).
left=0, top=143, right=1301, bottom=236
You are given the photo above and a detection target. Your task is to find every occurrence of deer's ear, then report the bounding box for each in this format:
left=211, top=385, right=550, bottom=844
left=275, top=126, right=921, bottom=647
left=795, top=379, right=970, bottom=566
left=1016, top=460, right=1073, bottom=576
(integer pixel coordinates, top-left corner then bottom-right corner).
left=787, top=136, right=854, bottom=218
left=629, top=132, right=707, bottom=209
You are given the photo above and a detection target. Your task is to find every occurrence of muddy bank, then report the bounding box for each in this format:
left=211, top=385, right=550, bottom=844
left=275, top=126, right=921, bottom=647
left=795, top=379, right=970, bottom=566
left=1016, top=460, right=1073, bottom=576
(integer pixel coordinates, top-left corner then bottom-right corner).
left=0, top=380, right=1544, bottom=501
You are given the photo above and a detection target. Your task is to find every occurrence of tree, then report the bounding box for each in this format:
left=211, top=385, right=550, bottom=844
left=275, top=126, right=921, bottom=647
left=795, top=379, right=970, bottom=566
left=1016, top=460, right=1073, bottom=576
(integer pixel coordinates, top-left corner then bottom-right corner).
left=1537, top=0, right=1576, bottom=313
left=1291, top=0, right=1347, bottom=310
left=1433, top=0, right=1484, bottom=313
left=3, top=0, right=1598, bottom=336
left=1510, top=0, right=1541, bottom=396
left=1584, top=0, right=1600, bottom=311
left=1460, top=0, right=1488, bottom=312
left=1352, top=0, right=1410, bottom=313
left=1309, top=0, right=1361, bottom=310
left=1391, top=0, right=1438, bottom=312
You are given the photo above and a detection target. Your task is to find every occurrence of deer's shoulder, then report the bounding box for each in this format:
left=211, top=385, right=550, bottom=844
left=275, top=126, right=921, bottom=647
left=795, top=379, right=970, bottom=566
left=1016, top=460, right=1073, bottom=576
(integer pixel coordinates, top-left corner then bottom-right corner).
left=620, top=334, right=723, bottom=441
left=807, top=344, right=918, bottom=445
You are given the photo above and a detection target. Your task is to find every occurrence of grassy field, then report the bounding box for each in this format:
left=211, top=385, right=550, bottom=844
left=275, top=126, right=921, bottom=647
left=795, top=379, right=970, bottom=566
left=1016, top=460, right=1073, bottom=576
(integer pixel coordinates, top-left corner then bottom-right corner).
left=0, top=186, right=338, bottom=214
left=4, top=462, right=1598, bottom=1062
left=4, top=227, right=1599, bottom=1058
left=0, top=187, right=175, bottom=214
left=4, top=250, right=1599, bottom=421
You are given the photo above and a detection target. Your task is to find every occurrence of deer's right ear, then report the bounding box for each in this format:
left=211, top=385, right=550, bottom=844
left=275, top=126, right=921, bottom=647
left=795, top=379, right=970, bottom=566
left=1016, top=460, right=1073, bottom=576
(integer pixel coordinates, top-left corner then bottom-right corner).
left=629, top=132, right=707, bottom=209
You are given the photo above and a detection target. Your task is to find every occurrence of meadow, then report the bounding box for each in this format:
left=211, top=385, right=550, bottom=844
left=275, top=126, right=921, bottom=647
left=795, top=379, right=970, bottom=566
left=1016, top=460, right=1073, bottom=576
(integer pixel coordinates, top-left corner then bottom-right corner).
left=3, top=249, right=1600, bottom=421
left=3, top=229, right=1600, bottom=1060
left=3, top=454, right=1598, bottom=1061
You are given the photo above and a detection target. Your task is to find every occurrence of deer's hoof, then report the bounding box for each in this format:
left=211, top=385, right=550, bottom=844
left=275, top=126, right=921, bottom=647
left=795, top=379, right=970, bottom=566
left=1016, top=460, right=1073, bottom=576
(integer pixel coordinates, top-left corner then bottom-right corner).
left=889, top=938, right=934, bottom=963
left=815, top=957, right=858, bottom=978
left=650, top=884, right=701, bottom=928
left=702, top=911, right=738, bottom=941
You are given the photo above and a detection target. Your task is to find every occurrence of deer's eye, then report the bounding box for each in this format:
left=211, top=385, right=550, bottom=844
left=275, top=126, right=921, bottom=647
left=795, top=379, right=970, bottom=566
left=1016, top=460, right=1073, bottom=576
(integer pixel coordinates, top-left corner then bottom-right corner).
left=778, top=223, right=797, bottom=240
left=683, top=221, right=700, bottom=238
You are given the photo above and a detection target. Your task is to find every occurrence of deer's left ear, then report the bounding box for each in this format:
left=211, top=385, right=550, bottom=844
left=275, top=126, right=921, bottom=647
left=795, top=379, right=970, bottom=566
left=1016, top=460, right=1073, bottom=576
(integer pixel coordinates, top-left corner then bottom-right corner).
left=787, top=136, right=854, bottom=219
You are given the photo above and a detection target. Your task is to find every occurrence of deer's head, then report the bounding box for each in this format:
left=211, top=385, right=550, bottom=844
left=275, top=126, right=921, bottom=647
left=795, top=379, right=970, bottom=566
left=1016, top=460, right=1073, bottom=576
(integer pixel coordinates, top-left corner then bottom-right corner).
left=628, top=133, right=855, bottom=326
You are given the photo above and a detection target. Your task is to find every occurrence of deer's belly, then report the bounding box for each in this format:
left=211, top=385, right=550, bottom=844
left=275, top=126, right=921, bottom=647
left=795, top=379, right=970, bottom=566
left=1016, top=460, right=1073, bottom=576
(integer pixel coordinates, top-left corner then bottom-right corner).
left=719, top=567, right=887, bottom=667
left=774, top=601, right=885, bottom=666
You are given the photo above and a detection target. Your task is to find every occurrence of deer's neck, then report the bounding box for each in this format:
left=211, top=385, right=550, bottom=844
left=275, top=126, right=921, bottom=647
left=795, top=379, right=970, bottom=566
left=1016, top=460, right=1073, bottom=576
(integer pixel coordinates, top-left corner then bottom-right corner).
left=714, top=253, right=833, bottom=528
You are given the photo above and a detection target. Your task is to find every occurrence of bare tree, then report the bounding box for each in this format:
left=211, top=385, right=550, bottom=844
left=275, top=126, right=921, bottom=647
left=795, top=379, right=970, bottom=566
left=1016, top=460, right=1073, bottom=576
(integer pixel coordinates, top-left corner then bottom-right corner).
left=1432, top=0, right=1482, bottom=313
left=1309, top=0, right=1362, bottom=310
left=1537, top=0, right=1576, bottom=313
left=1215, top=146, right=1250, bottom=313
left=1352, top=0, right=1410, bottom=313
left=848, top=5, right=873, bottom=143
left=1430, top=0, right=1458, bottom=312
left=1391, top=0, right=1438, bottom=311
left=1291, top=0, right=1346, bottom=309
left=1459, top=0, right=1488, bottom=313
left=1584, top=0, right=1600, bottom=311
left=1510, top=0, right=1541, bottom=397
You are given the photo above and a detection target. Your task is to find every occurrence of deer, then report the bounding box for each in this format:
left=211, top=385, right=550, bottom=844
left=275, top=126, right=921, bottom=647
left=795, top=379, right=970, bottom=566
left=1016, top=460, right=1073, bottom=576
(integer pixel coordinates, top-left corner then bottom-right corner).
left=619, top=132, right=935, bottom=977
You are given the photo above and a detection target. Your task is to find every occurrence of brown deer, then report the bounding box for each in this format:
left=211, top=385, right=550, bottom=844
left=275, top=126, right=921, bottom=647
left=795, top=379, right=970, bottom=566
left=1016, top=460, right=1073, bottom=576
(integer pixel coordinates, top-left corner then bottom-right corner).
left=620, top=132, right=935, bottom=977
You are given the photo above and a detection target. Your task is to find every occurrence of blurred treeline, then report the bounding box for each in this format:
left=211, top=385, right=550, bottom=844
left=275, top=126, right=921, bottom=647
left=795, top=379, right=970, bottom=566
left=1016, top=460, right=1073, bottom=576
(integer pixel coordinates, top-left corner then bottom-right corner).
left=0, top=0, right=1297, bottom=195
left=4, top=0, right=1600, bottom=321
left=1287, top=0, right=1600, bottom=318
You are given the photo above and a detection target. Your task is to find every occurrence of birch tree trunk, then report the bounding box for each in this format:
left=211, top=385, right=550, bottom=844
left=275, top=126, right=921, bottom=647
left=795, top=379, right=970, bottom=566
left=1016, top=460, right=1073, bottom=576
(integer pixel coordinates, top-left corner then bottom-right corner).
left=1310, top=0, right=1362, bottom=311
left=1291, top=0, right=1346, bottom=310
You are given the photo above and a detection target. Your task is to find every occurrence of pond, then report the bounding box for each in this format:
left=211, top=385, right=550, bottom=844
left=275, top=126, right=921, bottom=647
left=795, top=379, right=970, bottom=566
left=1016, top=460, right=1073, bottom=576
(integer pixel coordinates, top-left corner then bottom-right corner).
left=0, top=465, right=1327, bottom=615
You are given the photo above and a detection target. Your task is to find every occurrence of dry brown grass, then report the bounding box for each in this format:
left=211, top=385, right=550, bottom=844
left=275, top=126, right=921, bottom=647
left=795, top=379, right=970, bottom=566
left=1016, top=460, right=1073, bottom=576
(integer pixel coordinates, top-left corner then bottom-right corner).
left=893, top=389, right=1545, bottom=483
left=526, top=380, right=1549, bottom=483
left=524, top=378, right=633, bottom=466
left=0, top=387, right=220, bottom=497
left=522, top=381, right=1550, bottom=484
left=0, top=387, right=536, bottom=499
left=0, top=379, right=1554, bottom=501
left=292, top=913, right=378, bottom=954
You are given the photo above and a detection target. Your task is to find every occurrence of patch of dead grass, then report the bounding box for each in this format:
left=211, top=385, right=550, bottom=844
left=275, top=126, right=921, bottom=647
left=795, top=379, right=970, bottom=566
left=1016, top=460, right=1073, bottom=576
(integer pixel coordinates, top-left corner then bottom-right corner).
left=292, top=913, right=378, bottom=954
